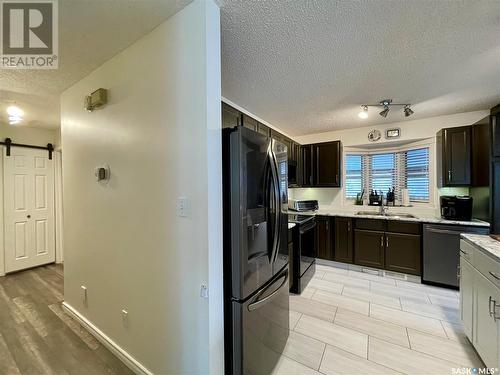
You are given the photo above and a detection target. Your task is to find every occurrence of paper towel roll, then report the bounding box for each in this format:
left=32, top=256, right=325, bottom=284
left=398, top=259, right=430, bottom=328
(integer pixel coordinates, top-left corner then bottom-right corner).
left=401, top=189, right=410, bottom=206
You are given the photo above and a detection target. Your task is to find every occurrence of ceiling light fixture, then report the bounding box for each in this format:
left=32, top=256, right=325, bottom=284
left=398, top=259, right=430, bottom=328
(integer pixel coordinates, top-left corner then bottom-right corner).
left=6, top=105, right=24, bottom=125
left=360, top=99, right=414, bottom=118
left=358, top=105, right=368, bottom=119
left=6, top=105, right=23, bottom=117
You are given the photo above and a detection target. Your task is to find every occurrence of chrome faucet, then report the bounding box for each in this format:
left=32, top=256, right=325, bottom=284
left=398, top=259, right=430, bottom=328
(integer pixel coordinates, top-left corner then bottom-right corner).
left=379, top=194, right=388, bottom=216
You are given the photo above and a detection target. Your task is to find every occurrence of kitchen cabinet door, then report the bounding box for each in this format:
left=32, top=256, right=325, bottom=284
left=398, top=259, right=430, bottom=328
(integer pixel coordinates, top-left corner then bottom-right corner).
left=472, top=123, right=490, bottom=187
left=473, top=270, right=500, bottom=368
left=385, top=232, right=421, bottom=275
left=441, top=126, right=472, bottom=186
left=257, top=122, right=270, bottom=138
left=301, top=145, right=313, bottom=187
left=354, top=229, right=385, bottom=269
left=334, top=217, right=353, bottom=263
left=316, top=217, right=333, bottom=261
left=313, top=141, right=341, bottom=187
left=242, top=114, right=258, bottom=132
left=222, top=102, right=242, bottom=129
left=460, top=257, right=474, bottom=340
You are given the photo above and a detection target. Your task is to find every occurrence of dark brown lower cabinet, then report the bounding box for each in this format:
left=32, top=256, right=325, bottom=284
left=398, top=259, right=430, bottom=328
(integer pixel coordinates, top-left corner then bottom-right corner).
left=334, top=217, right=353, bottom=263
left=316, top=216, right=333, bottom=260
left=385, top=232, right=421, bottom=275
left=354, top=229, right=385, bottom=269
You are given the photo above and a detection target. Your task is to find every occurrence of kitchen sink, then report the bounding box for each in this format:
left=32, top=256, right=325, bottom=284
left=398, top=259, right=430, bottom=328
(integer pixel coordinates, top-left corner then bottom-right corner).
left=355, top=211, right=417, bottom=219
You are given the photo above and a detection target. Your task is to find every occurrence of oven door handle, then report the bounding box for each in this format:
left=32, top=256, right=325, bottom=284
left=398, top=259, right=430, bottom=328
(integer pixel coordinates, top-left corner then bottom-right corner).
left=300, top=221, right=316, bottom=234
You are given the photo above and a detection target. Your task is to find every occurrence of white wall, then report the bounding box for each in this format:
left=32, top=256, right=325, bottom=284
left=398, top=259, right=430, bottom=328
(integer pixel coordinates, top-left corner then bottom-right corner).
left=0, top=124, right=58, bottom=147
left=60, top=1, right=222, bottom=374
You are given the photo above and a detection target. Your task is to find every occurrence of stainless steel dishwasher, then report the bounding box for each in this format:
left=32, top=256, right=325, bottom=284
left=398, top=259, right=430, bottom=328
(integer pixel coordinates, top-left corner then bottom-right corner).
left=423, top=224, right=489, bottom=288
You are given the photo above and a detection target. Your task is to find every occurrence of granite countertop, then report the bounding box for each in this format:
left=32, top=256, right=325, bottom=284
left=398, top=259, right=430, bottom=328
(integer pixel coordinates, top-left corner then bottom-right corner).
left=287, top=208, right=490, bottom=228
left=461, top=233, right=500, bottom=262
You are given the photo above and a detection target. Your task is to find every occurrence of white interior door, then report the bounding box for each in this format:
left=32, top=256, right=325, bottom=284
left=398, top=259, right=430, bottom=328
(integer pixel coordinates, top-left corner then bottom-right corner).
left=4, top=147, right=55, bottom=273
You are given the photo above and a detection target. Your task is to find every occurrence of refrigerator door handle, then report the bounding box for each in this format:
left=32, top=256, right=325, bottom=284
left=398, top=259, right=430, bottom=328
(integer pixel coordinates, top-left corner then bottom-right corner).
left=248, top=269, right=288, bottom=311
left=268, top=146, right=281, bottom=263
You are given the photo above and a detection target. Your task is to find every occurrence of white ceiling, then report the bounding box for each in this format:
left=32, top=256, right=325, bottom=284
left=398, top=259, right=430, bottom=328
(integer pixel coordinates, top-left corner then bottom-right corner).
left=0, top=0, right=192, bottom=129
left=220, top=0, right=500, bottom=136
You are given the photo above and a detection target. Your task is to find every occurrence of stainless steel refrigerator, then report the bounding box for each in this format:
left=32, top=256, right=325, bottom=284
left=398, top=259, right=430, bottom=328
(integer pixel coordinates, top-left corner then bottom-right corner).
left=223, top=126, right=289, bottom=375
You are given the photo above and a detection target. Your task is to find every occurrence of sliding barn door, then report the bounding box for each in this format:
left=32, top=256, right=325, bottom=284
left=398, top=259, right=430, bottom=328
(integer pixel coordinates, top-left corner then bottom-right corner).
left=4, top=147, right=55, bottom=273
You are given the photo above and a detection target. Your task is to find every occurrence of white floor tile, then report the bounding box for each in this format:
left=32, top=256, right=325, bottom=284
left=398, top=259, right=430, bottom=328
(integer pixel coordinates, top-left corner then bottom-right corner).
left=407, top=328, right=484, bottom=368
left=320, top=344, right=401, bottom=375
left=295, top=315, right=368, bottom=358
left=401, top=299, right=460, bottom=323
left=342, top=286, right=401, bottom=310
left=289, top=294, right=337, bottom=322
left=370, top=303, right=447, bottom=337
left=280, top=331, right=326, bottom=370
left=312, top=289, right=369, bottom=315
left=271, top=355, right=321, bottom=375
left=334, top=308, right=409, bottom=348
left=307, top=278, right=344, bottom=294
left=348, top=270, right=396, bottom=285
left=369, top=337, right=459, bottom=374
left=322, top=272, right=370, bottom=290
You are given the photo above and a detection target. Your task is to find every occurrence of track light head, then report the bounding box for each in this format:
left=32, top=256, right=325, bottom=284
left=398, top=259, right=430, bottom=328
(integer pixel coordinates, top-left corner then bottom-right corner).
left=379, top=107, right=390, bottom=118
left=404, top=105, right=414, bottom=117
left=358, top=105, right=368, bottom=119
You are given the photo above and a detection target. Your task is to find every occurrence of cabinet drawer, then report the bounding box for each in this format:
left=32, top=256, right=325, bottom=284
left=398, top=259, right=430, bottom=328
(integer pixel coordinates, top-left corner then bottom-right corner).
left=474, top=247, right=500, bottom=289
left=355, top=218, right=386, bottom=231
left=460, top=239, right=475, bottom=263
left=387, top=221, right=421, bottom=235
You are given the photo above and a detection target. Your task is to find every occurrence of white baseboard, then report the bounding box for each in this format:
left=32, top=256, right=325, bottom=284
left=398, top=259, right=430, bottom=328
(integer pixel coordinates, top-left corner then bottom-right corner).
left=62, top=302, right=152, bottom=375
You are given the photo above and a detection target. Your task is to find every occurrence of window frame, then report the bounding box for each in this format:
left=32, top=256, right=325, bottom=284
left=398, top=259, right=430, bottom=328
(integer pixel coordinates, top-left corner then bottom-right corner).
left=343, top=139, right=435, bottom=207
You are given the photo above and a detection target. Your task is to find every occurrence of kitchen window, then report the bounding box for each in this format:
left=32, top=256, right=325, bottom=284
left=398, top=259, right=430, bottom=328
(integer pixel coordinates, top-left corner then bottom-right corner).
left=345, top=147, right=430, bottom=202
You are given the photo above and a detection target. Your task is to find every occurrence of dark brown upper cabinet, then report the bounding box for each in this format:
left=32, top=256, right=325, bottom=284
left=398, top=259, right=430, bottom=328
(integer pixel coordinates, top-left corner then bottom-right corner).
left=438, top=124, right=491, bottom=187
left=334, top=217, right=353, bottom=263
left=354, top=229, right=385, bottom=269
left=437, top=126, right=472, bottom=187
left=472, top=123, right=490, bottom=187
left=313, top=141, right=341, bottom=187
left=301, top=145, right=314, bottom=187
left=316, top=216, right=334, bottom=261
left=300, top=141, right=342, bottom=188
left=222, top=102, right=242, bottom=129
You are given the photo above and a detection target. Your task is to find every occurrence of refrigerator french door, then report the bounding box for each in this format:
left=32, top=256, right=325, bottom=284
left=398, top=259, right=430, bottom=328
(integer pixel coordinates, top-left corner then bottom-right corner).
left=223, top=126, right=289, bottom=375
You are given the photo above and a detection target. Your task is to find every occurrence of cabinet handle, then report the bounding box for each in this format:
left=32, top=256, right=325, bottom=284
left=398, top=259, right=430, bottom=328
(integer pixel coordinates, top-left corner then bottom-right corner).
left=457, top=265, right=461, bottom=279
left=489, top=271, right=500, bottom=281
left=490, top=297, right=499, bottom=321
left=310, top=175, right=313, bottom=186
left=448, top=170, right=452, bottom=181
left=386, top=236, right=389, bottom=248
left=348, top=221, right=351, bottom=231
left=380, top=236, right=384, bottom=248
left=459, top=249, right=468, bottom=255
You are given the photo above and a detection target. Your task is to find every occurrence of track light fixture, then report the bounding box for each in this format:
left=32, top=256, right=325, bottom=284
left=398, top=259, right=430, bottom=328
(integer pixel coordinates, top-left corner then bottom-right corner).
left=358, top=99, right=414, bottom=119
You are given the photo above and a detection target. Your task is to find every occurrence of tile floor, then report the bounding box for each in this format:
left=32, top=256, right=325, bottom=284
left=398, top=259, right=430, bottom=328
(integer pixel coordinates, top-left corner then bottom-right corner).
left=271, top=263, right=485, bottom=375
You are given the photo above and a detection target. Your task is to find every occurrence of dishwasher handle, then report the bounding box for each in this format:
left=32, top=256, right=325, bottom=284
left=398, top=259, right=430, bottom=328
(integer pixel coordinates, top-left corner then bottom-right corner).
left=426, top=228, right=461, bottom=235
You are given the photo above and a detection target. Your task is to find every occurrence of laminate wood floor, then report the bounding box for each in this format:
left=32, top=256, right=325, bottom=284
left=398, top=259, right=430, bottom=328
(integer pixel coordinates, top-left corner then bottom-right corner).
left=0, top=264, right=134, bottom=375
left=272, top=263, right=486, bottom=375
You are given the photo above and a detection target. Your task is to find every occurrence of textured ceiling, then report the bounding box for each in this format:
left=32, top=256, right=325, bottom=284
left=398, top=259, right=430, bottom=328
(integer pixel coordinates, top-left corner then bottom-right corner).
left=0, top=0, right=192, bottom=129
left=220, top=0, right=500, bottom=136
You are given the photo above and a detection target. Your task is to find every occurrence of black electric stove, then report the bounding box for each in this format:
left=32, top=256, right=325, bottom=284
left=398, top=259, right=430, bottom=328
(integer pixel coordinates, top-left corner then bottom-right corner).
left=288, top=214, right=316, bottom=294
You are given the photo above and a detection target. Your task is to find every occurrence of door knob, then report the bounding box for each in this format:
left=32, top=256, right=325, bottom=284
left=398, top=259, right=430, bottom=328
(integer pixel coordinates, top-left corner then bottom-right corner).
left=27, top=215, right=31, bottom=218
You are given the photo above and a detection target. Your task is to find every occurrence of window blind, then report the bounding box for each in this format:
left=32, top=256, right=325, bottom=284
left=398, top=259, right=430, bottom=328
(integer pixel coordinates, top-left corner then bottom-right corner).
left=368, top=153, right=396, bottom=194
left=345, top=147, right=430, bottom=203
left=345, top=155, right=363, bottom=198
left=404, top=148, right=430, bottom=201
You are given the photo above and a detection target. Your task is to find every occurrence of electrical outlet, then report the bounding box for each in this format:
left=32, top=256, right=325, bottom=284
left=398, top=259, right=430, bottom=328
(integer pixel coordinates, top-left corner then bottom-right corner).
left=81, top=285, right=87, bottom=306
left=200, top=284, right=209, bottom=299
left=177, top=197, right=190, bottom=217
